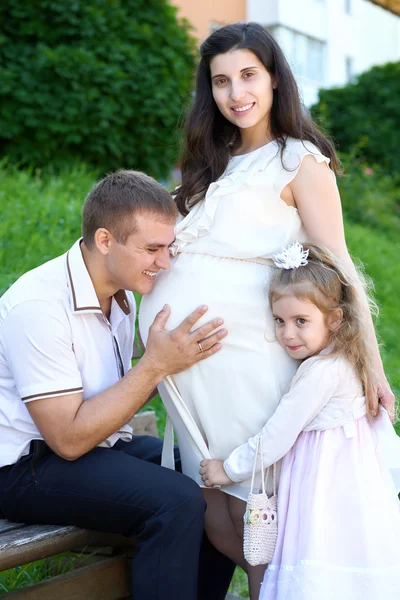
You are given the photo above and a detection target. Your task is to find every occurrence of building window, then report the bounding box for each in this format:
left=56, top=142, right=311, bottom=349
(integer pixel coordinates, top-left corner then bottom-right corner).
left=344, top=0, right=352, bottom=14
left=269, top=27, right=325, bottom=83
left=345, top=56, right=354, bottom=83
left=308, top=38, right=325, bottom=81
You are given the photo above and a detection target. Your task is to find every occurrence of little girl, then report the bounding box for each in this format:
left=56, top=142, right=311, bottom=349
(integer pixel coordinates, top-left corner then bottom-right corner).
left=200, top=242, right=400, bottom=600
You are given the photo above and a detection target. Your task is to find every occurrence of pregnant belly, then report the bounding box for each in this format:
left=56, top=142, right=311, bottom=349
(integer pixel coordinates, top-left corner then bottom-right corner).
left=139, top=252, right=299, bottom=467
left=139, top=252, right=275, bottom=346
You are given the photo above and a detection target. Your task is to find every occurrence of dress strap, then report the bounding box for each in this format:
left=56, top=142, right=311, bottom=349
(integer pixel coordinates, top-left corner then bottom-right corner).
left=161, top=415, right=176, bottom=470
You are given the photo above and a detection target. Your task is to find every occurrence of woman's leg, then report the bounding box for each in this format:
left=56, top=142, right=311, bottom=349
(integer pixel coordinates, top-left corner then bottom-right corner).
left=228, top=495, right=268, bottom=600
left=202, top=488, right=247, bottom=570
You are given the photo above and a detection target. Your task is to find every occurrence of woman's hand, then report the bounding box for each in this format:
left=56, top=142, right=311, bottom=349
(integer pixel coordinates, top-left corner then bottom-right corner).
left=199, top=459, right=233, bottom=487
left=376, top=373, right=396, bottom=421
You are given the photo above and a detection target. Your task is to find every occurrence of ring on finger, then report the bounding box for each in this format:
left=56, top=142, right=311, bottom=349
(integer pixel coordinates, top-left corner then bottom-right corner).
left=198, top=340, right=204, bottom=353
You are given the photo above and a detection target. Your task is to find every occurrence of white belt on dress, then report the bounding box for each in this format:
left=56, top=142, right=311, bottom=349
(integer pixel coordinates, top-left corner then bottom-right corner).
left=181, top=250, right=277, bottom=267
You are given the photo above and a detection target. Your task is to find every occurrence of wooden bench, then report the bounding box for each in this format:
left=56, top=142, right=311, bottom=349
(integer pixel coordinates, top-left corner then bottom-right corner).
left=0, top=411, right=158, bottom=599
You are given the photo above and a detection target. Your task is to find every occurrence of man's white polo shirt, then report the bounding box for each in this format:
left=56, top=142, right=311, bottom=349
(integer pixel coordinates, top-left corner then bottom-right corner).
left=0, top=239, right=136, bottom=468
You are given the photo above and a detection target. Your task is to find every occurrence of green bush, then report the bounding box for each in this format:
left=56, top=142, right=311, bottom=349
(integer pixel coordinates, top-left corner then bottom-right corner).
left=312, top=62, right=400, bottom=177
left=338, top=155, right=400, bottom=238
left=0, top=0, right=196, bottom=178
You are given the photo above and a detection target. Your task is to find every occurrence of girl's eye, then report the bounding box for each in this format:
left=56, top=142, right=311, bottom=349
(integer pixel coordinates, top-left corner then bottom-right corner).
left=297, top=318, right=307, bottom=325
left=243, top=71, right=255, bottom=79
left=274, top=317, right=284, bottom=325
left=215, top=78, right=227, bottom=86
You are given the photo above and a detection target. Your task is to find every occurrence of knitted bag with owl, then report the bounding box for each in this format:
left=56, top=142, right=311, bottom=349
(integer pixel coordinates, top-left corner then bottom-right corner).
left=243, top=436, right=278, bottom=566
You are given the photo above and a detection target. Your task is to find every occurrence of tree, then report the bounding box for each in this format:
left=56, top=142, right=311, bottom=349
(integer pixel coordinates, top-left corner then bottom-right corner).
left=0, top=0, right=197, bottom=178
left=311, top=62, right=400, bottom=176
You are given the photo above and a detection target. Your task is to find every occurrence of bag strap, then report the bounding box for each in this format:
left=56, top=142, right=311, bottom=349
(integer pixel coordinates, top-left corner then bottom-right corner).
left=249, top=435, right=276, bottom=496
left=272, top=460, right=276, bottom=496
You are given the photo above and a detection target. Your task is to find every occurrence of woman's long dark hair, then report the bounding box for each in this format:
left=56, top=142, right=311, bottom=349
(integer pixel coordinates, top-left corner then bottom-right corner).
left=175, top=22, right=339, bottom=215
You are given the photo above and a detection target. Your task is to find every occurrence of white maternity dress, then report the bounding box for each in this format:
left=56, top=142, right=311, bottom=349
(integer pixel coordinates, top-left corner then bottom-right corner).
left=139, top=137, right=332, bottom=500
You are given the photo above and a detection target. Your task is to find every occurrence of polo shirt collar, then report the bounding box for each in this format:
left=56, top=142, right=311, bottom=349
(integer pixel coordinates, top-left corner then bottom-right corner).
left=66, top=239, right=131, bottom=316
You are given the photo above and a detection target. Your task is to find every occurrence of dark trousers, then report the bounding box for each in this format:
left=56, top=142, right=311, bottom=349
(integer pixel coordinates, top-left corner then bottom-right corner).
left=0, top=436, right=234, bottom=600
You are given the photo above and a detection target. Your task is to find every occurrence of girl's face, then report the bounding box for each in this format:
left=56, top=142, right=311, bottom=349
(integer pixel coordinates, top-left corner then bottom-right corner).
left=210, top=49, right=275, bottom=139
left=272, top=295, right=335, bottom=360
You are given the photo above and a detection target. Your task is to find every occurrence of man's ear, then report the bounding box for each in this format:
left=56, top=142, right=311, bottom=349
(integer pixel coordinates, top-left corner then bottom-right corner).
left=328, top=308, right=343, bottom=332
left=94, top=228, right=113, bottom=256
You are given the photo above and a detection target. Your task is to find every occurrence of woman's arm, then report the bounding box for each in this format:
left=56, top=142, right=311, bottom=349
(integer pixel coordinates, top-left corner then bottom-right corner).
left=290, top=155, right=395, bottom=418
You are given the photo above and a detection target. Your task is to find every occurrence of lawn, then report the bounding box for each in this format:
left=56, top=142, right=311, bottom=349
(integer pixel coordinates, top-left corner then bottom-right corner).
left=0, top=164, right=399, bottom=596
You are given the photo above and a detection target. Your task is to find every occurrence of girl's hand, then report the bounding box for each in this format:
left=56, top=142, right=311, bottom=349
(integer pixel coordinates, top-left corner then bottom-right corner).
left=199, top=459, right=233, bottom=487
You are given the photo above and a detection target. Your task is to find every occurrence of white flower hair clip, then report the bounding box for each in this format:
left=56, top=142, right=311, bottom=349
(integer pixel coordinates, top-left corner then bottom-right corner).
left=273, top=242, right=309, bottom=269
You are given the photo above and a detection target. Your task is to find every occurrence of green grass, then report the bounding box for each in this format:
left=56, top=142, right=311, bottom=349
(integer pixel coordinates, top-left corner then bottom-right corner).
left=0, top=551, right=97, bottom=595
left=0, top=162, right=95, bottom=295
left=0, top=163, right=399, bottom=596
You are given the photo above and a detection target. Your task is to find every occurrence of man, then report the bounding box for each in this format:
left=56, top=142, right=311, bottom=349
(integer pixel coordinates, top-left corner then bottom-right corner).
left=0, top=170, right=234, bottom=599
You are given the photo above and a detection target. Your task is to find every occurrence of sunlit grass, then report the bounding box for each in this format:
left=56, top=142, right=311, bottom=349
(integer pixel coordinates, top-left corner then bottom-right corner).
left=0, top=550, right=99, bottom=595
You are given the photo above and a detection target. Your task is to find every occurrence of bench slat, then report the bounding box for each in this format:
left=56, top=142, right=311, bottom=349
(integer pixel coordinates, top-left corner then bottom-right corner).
left=0, top=520, right=26, bottom=534
left=129, top=410, right=158, bottom=437
left=0, top=524, right=135, bottom=571
left=3, top=555, right=131, bottom=599
left=0, top=525, right=92, bottom=571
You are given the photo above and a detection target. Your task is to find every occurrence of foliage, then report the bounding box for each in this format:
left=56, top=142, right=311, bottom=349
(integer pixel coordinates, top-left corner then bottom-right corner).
left=312, top=62, right=400, bottom=177
left=0, top=0, right=196, bottom=178
left=0, top=551, right=94, bottom=594
left=337, top=154, right=400, bottom=238
left=0, top=161, right=94, bottom=295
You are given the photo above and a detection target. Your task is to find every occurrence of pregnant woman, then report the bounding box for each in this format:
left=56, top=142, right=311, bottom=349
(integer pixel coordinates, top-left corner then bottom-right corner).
left=139, top=22, right=394, bottom=596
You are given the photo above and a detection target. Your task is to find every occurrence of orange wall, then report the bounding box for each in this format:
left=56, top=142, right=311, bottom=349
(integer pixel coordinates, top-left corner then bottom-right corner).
left=171, top=0, right=246, bottom=43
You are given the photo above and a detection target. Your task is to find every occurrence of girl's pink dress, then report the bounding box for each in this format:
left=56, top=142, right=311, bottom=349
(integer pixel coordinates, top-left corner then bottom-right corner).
left=260, top=409, right=400, bottom=600
left=223, top=353, right=400, bottom=599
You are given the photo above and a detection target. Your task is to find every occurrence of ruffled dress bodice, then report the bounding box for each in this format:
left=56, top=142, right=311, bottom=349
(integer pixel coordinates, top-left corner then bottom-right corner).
left=171, top=137, right=331, bottom=262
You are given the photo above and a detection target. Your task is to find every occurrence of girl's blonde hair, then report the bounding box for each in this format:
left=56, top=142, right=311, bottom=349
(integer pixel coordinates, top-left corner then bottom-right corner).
left=269, top=244, right=378, bottom=417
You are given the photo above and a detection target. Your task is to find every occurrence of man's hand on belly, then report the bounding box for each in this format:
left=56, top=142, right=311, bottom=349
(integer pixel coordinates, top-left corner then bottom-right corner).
left=142, top=304, right=228, bottom=379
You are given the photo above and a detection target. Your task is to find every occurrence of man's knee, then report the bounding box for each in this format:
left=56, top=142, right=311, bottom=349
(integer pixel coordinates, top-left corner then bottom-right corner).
left=163, top=471, right=206, bottom=518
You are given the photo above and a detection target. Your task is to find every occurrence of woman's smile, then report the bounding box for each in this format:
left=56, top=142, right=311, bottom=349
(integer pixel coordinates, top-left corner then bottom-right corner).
left=231, top=102, right=255, bottom=115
